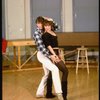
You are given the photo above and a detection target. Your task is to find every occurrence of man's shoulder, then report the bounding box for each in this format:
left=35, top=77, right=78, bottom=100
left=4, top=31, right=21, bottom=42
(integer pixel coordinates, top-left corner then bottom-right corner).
left=34, top=28, right=41, bottom=34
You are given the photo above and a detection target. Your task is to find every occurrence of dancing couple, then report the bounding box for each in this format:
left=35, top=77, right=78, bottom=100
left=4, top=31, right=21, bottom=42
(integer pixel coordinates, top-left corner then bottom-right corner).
left=33, top=16, right=68, bottom=100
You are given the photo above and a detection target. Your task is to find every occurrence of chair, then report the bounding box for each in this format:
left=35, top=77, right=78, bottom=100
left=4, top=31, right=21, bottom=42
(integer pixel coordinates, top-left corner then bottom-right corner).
left=76, top=46, right=89, bottom=74
left=59, top=48, right=65, bottom=63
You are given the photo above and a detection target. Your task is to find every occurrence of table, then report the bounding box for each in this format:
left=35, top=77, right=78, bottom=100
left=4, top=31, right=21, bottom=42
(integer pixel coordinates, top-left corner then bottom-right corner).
left=7, top=39, right=37, bottom=70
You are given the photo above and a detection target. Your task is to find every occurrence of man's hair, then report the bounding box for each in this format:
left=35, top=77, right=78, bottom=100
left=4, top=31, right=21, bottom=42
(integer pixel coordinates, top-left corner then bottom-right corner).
left=35, top=16, right=44, bottom=24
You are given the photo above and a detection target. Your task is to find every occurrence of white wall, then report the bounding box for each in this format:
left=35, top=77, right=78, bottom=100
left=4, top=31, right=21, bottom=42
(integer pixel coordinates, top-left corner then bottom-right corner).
left=73, top=0, right=99, bottom=32
left=31, top=0, right=62, bottom=32
left=62, top=0, right=73, bottom=32
left=5, top=0, right=31, bottom=40
left=3, top=0, right=98, bottom=38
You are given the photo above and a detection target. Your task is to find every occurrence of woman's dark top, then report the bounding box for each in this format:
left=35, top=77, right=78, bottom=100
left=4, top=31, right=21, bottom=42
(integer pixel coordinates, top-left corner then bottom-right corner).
left=42, top=32, right=59, bottom=55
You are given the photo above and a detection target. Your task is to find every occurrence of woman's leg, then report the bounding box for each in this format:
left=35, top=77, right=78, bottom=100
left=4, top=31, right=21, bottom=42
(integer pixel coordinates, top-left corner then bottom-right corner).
left=55, top=60, right=68, bottom=81
left=55, top=60, right=68, bottom=100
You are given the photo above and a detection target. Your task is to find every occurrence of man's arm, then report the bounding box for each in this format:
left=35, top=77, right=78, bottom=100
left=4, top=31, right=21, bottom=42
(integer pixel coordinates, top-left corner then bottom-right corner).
left=33, top=29, right=50, bottom=57
left=33, top=28, right=58, bottom=62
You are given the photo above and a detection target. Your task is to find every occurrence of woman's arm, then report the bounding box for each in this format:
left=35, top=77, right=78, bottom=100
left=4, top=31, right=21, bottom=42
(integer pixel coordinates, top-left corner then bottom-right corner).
left=47, top=45, right=57, bottom=56
left=42, top=33, right=60, bottom=62
left=47, top=45, right=60, bottom=63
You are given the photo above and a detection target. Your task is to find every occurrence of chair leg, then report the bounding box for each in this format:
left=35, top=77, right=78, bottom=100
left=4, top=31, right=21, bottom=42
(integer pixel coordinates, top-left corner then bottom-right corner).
left=59, top=48, right=65, bottom=63
left=76, top=50, right=80, bottom=74
left=85, top=51, right=89, bottom=74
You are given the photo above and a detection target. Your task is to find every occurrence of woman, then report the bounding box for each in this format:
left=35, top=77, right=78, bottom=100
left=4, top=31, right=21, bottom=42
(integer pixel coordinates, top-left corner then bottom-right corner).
left=42, top=19, right=68, bottom=100
left=33, top=16, right=64, bottom=100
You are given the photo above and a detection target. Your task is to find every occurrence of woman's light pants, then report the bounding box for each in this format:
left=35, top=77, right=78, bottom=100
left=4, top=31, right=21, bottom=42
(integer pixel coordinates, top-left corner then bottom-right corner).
left=36, top=51, right=62, bottom=96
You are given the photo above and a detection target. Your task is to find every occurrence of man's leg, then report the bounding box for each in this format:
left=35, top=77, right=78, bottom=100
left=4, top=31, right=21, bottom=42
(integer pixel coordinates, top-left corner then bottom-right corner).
left=46, top=71, right=56, bottom=98
left=36, top=66, right=49, bottom=97
left=37, top=51, right=63, bottom=100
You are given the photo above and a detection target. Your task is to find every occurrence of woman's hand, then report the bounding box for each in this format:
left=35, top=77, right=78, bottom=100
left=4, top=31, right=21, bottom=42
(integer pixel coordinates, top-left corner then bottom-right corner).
left=55, top=55, right=61, bottom=63
left=50, top=55, right=60, bottom=63
left=50, top=55, right=57, bottom=63
left=58, top=54, right=62, bottom=60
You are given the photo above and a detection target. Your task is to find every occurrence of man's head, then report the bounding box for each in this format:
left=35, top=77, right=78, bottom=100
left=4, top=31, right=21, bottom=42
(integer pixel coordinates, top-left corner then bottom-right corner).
left=35, top=16, right=44, bottom=29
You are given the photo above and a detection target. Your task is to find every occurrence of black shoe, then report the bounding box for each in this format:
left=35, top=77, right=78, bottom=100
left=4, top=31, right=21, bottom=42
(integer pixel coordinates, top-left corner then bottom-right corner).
left=46, top=93, right=56, bottom=98
left=63, top=97, right=67, bottom=100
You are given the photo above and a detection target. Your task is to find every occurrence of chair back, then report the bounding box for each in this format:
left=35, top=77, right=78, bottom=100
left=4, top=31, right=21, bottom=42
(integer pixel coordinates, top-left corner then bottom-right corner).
left=2, top=38, right=7, bottom=53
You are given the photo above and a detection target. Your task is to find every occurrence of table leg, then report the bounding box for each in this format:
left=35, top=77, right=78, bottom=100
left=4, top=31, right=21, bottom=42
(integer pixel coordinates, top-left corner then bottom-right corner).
left=17, top=46, right=21, bottom=69
left=13, top=46, right=16, bottom=63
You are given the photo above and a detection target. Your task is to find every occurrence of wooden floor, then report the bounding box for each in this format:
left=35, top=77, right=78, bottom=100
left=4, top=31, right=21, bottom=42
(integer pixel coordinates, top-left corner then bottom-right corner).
left=2, top=65, right=99, bottom=100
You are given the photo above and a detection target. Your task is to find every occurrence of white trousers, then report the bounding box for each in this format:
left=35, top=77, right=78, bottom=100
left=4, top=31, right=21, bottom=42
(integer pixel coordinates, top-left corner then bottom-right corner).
left=36, top=51, right=62, bottom=95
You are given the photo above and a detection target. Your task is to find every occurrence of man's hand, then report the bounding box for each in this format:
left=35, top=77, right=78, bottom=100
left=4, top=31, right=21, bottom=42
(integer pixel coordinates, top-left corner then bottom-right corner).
left=43, top=16, right=53, bottom=21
